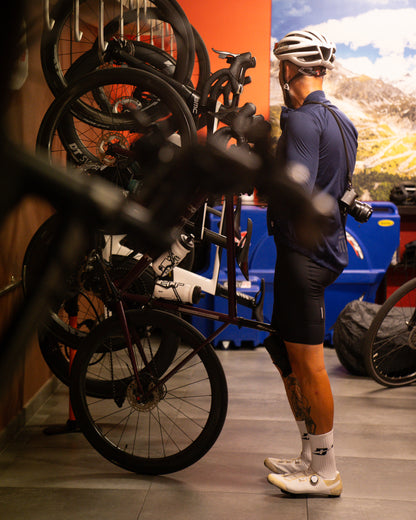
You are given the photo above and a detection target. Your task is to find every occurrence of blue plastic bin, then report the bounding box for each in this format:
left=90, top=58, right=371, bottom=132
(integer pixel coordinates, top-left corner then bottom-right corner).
left=324, top=201, right=400, bottom=341
left=192, top=202, right=400, bottom=346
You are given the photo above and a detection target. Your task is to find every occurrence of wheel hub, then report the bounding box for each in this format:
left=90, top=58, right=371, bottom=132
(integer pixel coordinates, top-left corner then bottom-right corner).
left=126, top=379, right=166, bottom=411
left=97, top=132, right=130, bottom=165
left=112, top=96, right=143, bottom=113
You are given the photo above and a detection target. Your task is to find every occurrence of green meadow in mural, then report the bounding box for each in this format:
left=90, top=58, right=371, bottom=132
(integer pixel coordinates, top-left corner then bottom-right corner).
left=270, top=0, right=416, bottom=200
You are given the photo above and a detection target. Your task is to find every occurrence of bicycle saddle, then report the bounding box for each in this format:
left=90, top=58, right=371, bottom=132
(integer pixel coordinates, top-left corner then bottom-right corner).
left=212, top=48, right=240, bottom=59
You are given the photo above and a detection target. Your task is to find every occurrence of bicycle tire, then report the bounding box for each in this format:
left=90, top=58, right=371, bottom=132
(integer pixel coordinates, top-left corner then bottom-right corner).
left=190, top=26, right=210, bottom=94
left=36, top=68, right=197, bottom=183
left=22, top=215, right=103, bottom=345
left=50, top=66, right=197, bottom=134
left=70, top=308, right=228, bottom=474
left=363, top=277, right=416, bottom=387
left=22, top=214, right=155, bottom=351
left=40, top=0, right=194, bottom=96
left=65, top=23, right=210, bottom=90
left=64, top=25, right=210, bottom=106
left=65, top=40, right=178, bottom=86
left=38, top=329, right=87, bottom=387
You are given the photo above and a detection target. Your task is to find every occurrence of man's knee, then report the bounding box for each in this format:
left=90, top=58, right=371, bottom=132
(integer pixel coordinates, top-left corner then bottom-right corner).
left=263, top=334, right=292, bottom=377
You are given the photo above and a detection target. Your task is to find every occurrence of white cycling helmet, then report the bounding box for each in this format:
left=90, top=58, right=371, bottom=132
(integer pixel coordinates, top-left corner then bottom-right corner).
left=273, top=30, right=336, bottom=70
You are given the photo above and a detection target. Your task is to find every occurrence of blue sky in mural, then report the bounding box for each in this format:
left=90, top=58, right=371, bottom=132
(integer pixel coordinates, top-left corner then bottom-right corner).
left=271, top=0, right=416, bottom=89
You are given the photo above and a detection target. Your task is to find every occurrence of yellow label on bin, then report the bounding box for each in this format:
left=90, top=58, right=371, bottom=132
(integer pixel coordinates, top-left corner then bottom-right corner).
left=377, top=219, right=395, bottom=227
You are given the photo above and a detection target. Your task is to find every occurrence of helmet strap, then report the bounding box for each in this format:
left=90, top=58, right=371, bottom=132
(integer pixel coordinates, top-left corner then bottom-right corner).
left=281, top=67, right=295, bottom=108
left=283, top=66, right=325, bottom=92
left=282, top=70, right=304, bottom=98
left=298, top=66, right=327, bottom=77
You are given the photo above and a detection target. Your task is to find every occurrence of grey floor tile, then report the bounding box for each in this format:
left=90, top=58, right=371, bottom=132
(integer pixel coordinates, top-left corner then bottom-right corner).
left=308, top=497, right=416, bottom=520
left=334, top=421, right=416, bottom=459
left=139, top=489, right=307, bottom=520
left=150, top=450, right=276, bottom=495
left=0, top=444, right=154, bottom=490
left=337, top=456, right=416, bottom=501
left=0, top=487, right=148, bottom=520
left=225, top=392, right=293, bottom=420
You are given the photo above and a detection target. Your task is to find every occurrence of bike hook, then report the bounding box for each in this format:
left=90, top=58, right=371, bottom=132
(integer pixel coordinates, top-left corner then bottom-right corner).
left=98, top=0, right=108, bottom=62
left=73, top=0, right=83, bottom=42
left=43, top=0, right=54, bottom=31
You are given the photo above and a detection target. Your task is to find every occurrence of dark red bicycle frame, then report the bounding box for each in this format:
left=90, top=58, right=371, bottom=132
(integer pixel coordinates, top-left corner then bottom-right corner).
left=109, top=193, right=274, bottom=397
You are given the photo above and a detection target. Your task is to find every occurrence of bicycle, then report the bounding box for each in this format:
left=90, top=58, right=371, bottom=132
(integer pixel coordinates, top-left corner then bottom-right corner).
left=36, top=47, right=256, bottom=188
left=364, top=276, right=416, bottom=387
left=23, top=188, right=257, bottom=386
left=33, top=2, right=260, bottom=391
left=52, top=108, right=334, bottom=476
left=36, top=66, right=199, bottom=190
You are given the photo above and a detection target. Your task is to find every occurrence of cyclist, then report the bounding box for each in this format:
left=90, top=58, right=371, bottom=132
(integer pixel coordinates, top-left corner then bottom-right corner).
left=263, top=29, right=358, bottom=496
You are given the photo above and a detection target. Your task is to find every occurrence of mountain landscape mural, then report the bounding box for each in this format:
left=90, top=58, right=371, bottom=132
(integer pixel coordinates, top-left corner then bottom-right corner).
left=270, top=61, right=416, bottom=201
left=270, top=0, right=416, bottom=201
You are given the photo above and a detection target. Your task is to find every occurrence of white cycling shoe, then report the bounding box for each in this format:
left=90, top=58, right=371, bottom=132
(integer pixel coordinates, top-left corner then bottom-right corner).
left=267, top=469, right=343, bottom=497
left=264, top=456, right=309, bottom=474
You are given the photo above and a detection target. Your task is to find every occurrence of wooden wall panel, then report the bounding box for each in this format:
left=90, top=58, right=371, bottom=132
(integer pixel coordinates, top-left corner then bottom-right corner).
left=0, top=2, right=55, bottom=432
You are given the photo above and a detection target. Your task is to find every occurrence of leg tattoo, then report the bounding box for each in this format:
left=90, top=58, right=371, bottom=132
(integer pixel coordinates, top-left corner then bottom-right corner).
left=284, top=374, right=317, bottom=434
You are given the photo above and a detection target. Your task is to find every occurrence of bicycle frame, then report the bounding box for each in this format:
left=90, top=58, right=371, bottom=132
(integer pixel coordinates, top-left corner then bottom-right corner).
left=100, top=193, right=273, bottom=400
left=103, top=203, right=224, bottom=295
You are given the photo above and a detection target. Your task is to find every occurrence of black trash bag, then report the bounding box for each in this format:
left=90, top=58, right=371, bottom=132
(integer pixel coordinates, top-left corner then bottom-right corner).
left=401, top=240, right=416, bottom=267
left=367, top=306, right=416, bottom=378
left=389, top=181, right=416, bottom=205
left=333, top=300, right=381, bottom=376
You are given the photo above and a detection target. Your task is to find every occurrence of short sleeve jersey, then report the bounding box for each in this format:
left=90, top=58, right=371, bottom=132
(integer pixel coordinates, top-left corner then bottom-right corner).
left=267, top=90, right=358, bottom=274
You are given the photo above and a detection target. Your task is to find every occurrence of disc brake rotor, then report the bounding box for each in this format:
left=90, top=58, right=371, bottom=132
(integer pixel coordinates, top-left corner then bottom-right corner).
left=126, top=379, right=166, bottom=411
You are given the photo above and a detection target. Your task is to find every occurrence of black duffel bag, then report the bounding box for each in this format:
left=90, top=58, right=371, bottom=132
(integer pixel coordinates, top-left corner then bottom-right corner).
left=332, top=300, right=381, bottom=376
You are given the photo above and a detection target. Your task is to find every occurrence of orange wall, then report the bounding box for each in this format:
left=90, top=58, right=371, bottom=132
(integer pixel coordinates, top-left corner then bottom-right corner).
left=179, top=0, right=271, bottom=119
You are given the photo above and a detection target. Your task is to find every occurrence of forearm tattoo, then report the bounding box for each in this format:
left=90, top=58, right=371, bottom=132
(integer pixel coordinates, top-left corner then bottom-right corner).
left=284, top=374, right=317, bottom=434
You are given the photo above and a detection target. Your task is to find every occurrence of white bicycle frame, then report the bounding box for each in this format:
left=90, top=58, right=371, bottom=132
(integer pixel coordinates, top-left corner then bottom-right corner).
left=102, top=201, right=226, bottom=296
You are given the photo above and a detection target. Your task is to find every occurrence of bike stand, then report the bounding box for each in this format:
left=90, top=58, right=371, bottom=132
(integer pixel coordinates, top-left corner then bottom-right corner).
left=43, top=307, right=81, bottom=436
left=43, top=418, right=80, bottom=435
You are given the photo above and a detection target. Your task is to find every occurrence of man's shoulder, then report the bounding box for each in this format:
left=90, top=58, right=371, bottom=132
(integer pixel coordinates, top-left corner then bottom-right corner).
left=286, top=104, right=322, bottom=132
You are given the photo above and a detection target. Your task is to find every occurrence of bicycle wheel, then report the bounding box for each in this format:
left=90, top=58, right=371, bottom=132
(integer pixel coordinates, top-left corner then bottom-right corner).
left=364, top=277, right=416, bottom=387
left=64, top=25, right=210, bottom=103
left=36, top=68, right=197, bottom=187
left=70, top=308, right=228, bottom=474
left=38, top=329, right=95, bottom=387
left=65, top=40, right=178, bottom=86
left=23, top=215, right=102, bottom=344
left=23, top=214, right=156, bottom=350
left=41, top=0, right=195, bottom=96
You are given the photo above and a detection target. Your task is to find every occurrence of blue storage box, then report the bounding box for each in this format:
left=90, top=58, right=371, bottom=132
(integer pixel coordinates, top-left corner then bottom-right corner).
left=192, top=202, right=400, bottom=347
left=324, top=201, right=400, bottom=341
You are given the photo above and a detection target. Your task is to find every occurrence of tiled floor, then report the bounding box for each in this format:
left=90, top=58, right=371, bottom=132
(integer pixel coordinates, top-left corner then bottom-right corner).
left=1, top=346, right=415, bottom=519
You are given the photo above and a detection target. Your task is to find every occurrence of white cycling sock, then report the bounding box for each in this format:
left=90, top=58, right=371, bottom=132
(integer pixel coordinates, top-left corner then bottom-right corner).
left=297, top=420, right=311, bottom=462
left=310, top=430, right=337, bottom=479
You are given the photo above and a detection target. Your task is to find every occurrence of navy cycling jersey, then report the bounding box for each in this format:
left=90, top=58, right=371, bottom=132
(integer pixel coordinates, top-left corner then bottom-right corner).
left=267, top=90, right=358, bottom=274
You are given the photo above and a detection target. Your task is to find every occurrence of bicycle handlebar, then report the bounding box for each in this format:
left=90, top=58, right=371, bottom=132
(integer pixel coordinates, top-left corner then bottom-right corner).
left=200, top=51, right=256, bottom=107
